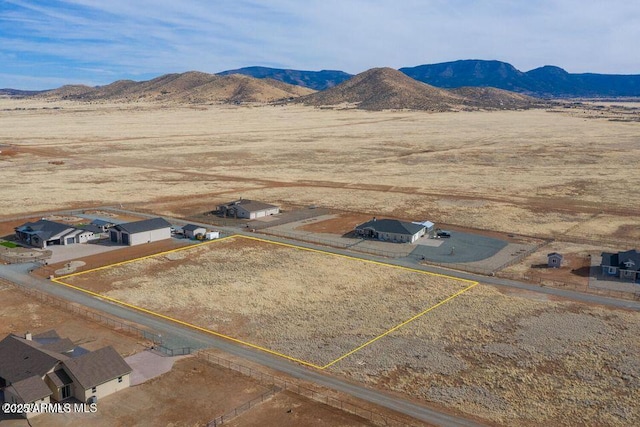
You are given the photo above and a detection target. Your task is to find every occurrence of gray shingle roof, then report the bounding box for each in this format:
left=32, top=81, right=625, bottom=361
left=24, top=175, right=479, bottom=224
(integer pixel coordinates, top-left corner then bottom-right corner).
left=8, top=375, right=52, bottom=403
left=356, top=219, right=425, bottom=236
left=115, top=217, right=172, bottom=234
left=63, top=346, right=132, bottom=389
left=0, top=335, right=66, bottom=384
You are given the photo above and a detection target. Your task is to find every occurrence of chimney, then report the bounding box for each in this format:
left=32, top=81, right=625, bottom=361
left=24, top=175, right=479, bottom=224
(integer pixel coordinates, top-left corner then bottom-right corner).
left=25, top=332, right=32, bottom=341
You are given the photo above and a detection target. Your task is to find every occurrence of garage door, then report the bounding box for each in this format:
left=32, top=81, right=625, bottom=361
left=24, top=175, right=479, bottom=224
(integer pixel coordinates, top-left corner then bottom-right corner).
left=122, top=233, right=130, bottom=245
left=110, top=231, right=118, bottom=242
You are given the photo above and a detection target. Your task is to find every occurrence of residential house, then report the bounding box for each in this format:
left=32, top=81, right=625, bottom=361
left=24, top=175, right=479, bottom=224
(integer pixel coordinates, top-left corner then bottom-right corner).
left=355, top=218, right=426, bottom=243
left=15, top=220, right=98, bottom=249
left=0, top=331, right=131, bottom=418
left=109, top=217, right=172, bottom=246
left=217, top=199, right=280, bottom=219
left=601, top=249, right=640, bottom=281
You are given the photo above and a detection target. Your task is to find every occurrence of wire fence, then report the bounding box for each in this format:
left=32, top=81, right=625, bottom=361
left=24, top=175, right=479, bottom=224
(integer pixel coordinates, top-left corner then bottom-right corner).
left=496, top=271, right=640, bottom=301
left=196, top=351, right=418, bottom=427
left=155, top=344, right=192, bottom=356
left=0, top=251, right=49, bottom=265
left=1, top=277, right=163, bottom=344
left=206, top=386, right=281, bottom=426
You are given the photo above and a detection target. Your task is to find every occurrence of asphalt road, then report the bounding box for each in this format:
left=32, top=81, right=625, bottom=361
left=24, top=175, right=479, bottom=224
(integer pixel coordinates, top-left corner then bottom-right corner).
left=0, top=263, right=481, bottom=427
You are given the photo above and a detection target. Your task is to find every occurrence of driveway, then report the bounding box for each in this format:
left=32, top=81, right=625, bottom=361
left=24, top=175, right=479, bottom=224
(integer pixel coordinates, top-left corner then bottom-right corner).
left=125, top=350, right=188, bottom=386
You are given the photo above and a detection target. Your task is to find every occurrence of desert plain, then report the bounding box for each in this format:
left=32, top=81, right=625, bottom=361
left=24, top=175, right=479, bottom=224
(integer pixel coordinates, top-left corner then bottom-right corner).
left=1, top=98, right=640, bottom=426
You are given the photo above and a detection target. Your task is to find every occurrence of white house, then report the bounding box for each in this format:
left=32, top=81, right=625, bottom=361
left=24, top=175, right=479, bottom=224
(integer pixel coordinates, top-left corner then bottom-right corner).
left=355, top=218, right=426, bottom=243
left=109, top=217, right=172, bottom=246
left=217, top=199, right=280, bottom=219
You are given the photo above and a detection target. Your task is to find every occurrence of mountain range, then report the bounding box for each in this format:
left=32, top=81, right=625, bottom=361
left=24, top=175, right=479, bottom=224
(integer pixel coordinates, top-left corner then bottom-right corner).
left=39, top=72, right=313, bottom=103
left=222, top=60, right=640, bottom=98
left=294, top=67, right=537, bottom=111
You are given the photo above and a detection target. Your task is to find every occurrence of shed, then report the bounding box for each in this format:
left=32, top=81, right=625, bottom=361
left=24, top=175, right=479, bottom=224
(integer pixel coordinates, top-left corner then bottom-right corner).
left=182, top=224, right=207, bottom=239
left=109, top=218, right=172, bottom=246
left=547, top=252, right=563, bottom=268
left=217, top=199, right=280, bottom=219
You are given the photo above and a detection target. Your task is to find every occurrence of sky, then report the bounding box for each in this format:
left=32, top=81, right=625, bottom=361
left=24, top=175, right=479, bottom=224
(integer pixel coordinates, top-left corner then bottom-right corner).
left=1, top=0, right=639, bottom=90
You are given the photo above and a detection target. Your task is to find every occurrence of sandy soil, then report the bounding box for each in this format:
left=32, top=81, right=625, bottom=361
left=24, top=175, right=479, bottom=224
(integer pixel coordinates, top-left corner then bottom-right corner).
left=1, top=100, right=639, bottom=240
left=0, top=283, right=144, bottom=356
left=331, top=283, right=640, bottom=426
left=224, top=390, right=375, bottom=427
left=61, top=237, right=470, bottom=366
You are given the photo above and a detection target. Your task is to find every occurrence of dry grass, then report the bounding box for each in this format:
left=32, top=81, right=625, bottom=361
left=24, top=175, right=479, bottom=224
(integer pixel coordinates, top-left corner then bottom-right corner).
left=332, top=284, right=640, bottom=426
left=62, top=237, right=470, bottom=366
left=1, top=99, right=639, bottom=241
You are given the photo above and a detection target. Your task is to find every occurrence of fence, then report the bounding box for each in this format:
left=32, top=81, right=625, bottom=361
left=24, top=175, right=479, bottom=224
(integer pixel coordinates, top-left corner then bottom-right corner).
left=1, top=277, right=163, bottom=344
left=207, top=387, right=280, bottom=426
left=155, top=344, right=192, bottom=356
left=496, top=271, right=640, bottom=301
left=196, top=351, right=418, bottom=427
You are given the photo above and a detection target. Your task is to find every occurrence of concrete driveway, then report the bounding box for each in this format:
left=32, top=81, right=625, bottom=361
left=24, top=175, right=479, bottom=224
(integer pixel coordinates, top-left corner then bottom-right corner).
left=125, top=350, right=188, bottom=386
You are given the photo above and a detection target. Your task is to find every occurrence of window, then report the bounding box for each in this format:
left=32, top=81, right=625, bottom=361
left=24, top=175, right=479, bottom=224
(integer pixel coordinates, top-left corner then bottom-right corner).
left=117, top=376, right=122, bottom=383
left=91, top=386, right=97, bottom=393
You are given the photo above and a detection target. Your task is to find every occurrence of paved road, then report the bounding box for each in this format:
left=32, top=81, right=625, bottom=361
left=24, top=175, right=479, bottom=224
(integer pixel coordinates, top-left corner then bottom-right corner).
left=103, top=206, right=640, bottom=311
left=0, top=263, right=481, bottom=427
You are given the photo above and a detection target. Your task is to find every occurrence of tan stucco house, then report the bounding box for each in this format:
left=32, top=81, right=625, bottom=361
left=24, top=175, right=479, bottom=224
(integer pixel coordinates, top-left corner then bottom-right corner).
left=0, top=331, right=131, bottom=418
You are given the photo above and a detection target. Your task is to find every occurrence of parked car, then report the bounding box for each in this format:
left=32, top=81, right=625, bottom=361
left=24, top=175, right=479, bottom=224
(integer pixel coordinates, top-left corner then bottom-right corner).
left=436, top=230, right=451, bottom=238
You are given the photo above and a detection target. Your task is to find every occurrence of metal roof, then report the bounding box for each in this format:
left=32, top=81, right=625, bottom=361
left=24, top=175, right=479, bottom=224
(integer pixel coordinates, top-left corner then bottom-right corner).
left=356, top=219, right=425, bottom=236
left=115, top=217, right=172, bottom=234
left=182, top=224, right=206, bottom=231
left=220, top=199, right=278, bottom=212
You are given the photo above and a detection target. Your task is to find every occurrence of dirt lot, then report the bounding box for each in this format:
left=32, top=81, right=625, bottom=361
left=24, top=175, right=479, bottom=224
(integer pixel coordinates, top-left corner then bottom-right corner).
left=1, top=100, right=639, bottom=241
left=298, top=213, right=373, bottom=235
left=37, top=238, right=194, bottom=277
left=28, top=358, right=271, bottom=427
left=60, top=236, right=471, bottom=367
left=0, top=282, right=144, bottom=356
left=330, top=284, right=640, bottom=426
left=225, top=390, right=375, bottom=427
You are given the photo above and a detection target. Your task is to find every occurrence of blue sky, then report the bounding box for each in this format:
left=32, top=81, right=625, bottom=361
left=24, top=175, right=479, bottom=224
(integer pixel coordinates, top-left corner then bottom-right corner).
left=1, top=0, right=639, bottom=89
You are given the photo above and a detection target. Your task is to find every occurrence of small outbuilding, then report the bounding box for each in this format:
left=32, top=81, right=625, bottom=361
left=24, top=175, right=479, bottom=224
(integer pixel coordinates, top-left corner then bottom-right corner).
left=182, top=224, right=207, bottom=239
left=217, top=199, right=280, bottom=219
left=547, top=252, right=563, bottom=268
left=109, top=217, right=172, bottom=246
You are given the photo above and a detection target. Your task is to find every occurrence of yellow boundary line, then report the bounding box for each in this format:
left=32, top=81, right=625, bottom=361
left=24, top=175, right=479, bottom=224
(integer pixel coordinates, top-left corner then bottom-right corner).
left=321, top=282, right=478, bottom=368
left=51, top=234, right=478, bottom=369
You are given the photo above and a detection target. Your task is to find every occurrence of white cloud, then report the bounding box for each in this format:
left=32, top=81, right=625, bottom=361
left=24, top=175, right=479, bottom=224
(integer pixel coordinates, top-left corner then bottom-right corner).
left=1, top=0, right=638, bottom=89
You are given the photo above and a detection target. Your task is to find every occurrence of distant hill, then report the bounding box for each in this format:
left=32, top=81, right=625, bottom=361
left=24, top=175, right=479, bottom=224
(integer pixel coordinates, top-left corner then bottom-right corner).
left=218, top=66, right=353, bottom=91
left=39, top=72, right=314, bottom=103
left=295, top=67, right=537, bottom=111
left=0, top=88, right=48, bottom=98
left=400, top=60, right=640, bottom=97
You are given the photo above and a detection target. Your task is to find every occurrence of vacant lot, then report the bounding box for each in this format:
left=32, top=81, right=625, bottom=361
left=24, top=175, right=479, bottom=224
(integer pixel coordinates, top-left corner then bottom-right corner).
left=330, top=284, right=640, bottom=426
left=1, top=100, right=639, bottom=241
left=61, top=236, right=472, bottom=367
